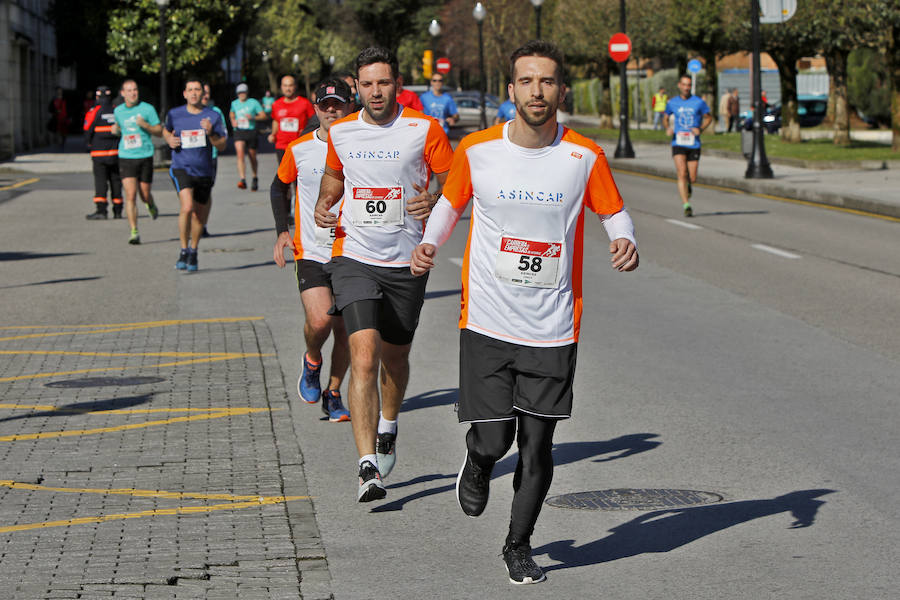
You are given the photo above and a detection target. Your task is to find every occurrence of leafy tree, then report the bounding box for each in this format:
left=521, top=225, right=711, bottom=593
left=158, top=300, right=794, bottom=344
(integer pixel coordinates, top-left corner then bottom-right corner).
left=848, top=49, right=890, bottom=126
left=252, top=0, right=321, bottom=96
left=106, top=0, right=256, bottom=79
left=349, top=0, right=436, bottom=54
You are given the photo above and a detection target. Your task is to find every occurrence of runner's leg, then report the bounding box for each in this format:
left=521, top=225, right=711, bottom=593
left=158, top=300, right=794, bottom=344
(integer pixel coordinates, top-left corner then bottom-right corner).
left=673, top=153, right=689, bottom=203
left=468, top=420, right=516, bottom=469
left=177, top=188, right=193, bottom=249
left=249, top=148, right=258, bottom=178
left=300, top=286, right=337, bottom=363
left=328, top=314, right=350, bottom=391
left=687, top=158, right=700, bottom=185
left=235, top=140, right=247, bottom=181
left=347, top=328, right=381, bottom=458
left=191, top=201, right=209, bottom=250
left=123, top=177, right=138, bottom=230
left=379, top=341, right=411, bottom=422
left=507, top=413, right=557, bottom=546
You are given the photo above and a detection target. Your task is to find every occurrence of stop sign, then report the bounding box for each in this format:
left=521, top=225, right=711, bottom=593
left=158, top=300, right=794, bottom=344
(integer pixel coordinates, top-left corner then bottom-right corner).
left=436, top=57, right=451, bottom=74
left=608, top=33, right=631, bottom=63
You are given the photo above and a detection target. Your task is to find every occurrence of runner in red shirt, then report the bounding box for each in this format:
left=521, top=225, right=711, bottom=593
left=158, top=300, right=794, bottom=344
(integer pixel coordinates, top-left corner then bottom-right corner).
left=268, top=75, right=315, bottom=166
left=395, top=75, right=423, bottom=112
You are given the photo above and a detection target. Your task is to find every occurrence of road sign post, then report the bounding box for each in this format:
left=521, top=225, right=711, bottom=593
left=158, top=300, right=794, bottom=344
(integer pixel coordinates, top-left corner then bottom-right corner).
left=609, top=23, right=634, bottom=158
left=746, top=0, right=774, bottom=179
left=687, top=59, right=702, bottom=95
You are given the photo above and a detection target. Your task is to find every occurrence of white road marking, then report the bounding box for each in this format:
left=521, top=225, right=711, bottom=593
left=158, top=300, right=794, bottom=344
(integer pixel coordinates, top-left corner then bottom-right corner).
left=449, top=258, right=464, bottom=267
left=665, top=219, right=703, bottom=230
left=752, top=244, right=801, bottom=259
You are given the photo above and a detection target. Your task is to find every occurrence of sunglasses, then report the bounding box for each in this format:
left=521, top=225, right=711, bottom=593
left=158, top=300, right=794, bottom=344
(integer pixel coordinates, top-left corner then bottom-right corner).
left=431, top=78, right=443, bottom=82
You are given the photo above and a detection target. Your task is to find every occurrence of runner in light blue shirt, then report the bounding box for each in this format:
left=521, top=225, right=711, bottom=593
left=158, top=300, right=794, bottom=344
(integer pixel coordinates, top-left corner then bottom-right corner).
left=493, top=99, right=516, bottom=124
left=418, top=73, right=458, bottom=134
left=663, top=74, right=712, bottom=217
left=230, top=83, right=267, bottom=190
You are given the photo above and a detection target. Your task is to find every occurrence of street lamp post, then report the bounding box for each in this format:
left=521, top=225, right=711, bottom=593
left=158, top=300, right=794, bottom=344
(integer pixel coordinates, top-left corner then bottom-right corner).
left=614, top=0, right=635, bottom=158
left=156, top=0, right=169, bottom=117
left=473, top=2, right=487, bottom=130
left=428, top=19, right=441, bottom=76
left=530, top=0, right=544, bottom=39
left=745, top=0, right=773, bottom=178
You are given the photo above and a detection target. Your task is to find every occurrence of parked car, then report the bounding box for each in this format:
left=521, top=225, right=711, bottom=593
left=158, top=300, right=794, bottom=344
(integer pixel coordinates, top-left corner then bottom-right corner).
left=742, top=95, right=828, bottom=133
left=449, top=91, right=498, bottom=128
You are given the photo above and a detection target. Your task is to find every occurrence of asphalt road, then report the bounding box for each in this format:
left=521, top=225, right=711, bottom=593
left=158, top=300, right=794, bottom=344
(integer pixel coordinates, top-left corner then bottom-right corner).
left=2, top=159, right=898, bottom=599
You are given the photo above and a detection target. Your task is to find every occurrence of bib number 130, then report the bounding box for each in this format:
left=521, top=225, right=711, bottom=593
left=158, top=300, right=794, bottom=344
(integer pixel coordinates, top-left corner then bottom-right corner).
left=494, top=237, right=561, bottom=288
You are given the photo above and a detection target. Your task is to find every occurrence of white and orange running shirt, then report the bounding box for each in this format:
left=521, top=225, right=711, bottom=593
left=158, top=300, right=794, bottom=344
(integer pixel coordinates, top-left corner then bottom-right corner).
left=326, top=107, right=453, bottom=266
left=276, top=131, right=334, bottom=264
left=427, top=122, right=631, bottom=347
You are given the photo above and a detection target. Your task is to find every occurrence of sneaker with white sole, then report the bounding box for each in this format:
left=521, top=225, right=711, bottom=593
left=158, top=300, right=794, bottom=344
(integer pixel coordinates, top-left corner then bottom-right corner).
left=502, top=542, right=545, bottom=584
left=456, top=450, right=491, bottom=517
left=321, top=389, right=350, bottom=422
left=357, top=460, right=385, bottom=502
left=375, top=431, right=396, bottom=478
left=297, top=353, right=321, bottom=404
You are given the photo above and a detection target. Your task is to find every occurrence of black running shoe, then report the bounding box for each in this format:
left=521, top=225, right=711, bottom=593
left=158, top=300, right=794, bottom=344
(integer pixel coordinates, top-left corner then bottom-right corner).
left=683, top=203, right=693, bottom=218
left=251, top=177, right=258, bottom=191
left=687, top=181, right=693, bottom=197
left=456, top=450, right=491, bottom=517
left=502, top=542, right=546, bottom=585
left=112, top=204, right=123, bottom=219
left=357, top=460, right=386, bottom=503
left=375, top=431, right=396, bottom=478
left=175, top=249, right=189, bottom=270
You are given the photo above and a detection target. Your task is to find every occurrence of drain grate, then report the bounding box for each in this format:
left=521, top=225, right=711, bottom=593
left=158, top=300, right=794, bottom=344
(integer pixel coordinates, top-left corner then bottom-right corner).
left=545, top=488, right=723, bottom=511
left=45, top=376, right=166, bottom=388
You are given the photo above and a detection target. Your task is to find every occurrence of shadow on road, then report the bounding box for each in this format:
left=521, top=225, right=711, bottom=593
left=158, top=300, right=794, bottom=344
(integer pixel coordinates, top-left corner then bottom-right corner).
left=0, top=393, right=154, bottom=425
left=534, top=489, right=835, bottom=571
left=371, top=432, right=661, bottom=513
left=399, top=388, right=458, bottom=413
left=424, top=288, right=461, bottom=301
left=0, top=251, right=85, bottom=261
left=0, top=276, right=102, bottom=289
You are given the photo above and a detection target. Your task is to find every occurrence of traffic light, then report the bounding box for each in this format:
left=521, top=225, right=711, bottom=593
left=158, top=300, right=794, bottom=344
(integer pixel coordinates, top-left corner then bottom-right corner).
left=423, top=50, right=433, bottom=80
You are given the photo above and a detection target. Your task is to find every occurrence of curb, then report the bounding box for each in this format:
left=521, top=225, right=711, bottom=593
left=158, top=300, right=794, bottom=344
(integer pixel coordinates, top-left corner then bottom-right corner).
left=607, top=159, right=900, bottom=220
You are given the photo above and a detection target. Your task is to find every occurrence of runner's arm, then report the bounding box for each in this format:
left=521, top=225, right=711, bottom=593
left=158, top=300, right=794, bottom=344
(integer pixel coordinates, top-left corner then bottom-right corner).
left=408, top=169, right=449, bottom=220
left=600, top=209, right=639, bottom=272
left=314, top=165, right=344, bottom=228
left=255, top=111, right=267, bottom=121
left=270, top=175, right=295, bottom=268
left=162, top=127, right=180, bottom=149
left=411, top=196, right=465, bottom=276
left=268, top=120, right=279, bottom=143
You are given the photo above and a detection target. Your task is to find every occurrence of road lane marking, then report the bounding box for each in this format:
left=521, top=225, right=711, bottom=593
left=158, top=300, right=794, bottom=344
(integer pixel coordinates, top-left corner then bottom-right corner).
left=0, top=480, right=289, bottom=502
left=0, top=352, right=271, bottom=383
left=0, top=317, right=264, bottom=342
left=0, top=406, right=275, bottom=442
left=752, top=244, right=801, bottom=259
left=665, top=218, right=703, bottom=230
left=449, top=257, right=464, bottom=267
left=0, top=177, right=39, bottom=192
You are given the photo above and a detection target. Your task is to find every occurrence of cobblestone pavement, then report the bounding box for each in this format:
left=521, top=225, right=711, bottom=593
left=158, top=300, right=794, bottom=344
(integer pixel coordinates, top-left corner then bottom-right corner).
left=0, top=318, right=330, bottom=599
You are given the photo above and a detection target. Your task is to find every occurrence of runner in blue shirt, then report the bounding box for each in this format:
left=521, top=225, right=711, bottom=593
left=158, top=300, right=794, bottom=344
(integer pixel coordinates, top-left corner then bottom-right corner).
left=229, top=83, right=267, bottom=191
left=418, top=73, right=458, bottom=134
left=493, top=98, right=516, bottom=124
left=664, top=74, right=712, bottom=217
left=162, top=78, right=227, bottom=271
left=112, top=79, right=162, bottom=245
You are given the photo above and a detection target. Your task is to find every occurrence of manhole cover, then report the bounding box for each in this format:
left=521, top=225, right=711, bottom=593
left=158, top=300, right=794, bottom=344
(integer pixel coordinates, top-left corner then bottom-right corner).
left=44, top=376, right=166, bottom=388
left=545, top=488, right=723, bottom=511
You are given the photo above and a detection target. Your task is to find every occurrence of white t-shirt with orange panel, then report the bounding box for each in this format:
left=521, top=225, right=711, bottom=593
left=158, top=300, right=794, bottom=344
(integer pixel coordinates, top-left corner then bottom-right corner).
left=325, top=107, right=453, bottom=267
left=276, top=131, right=335, bottom=264
left=431, top=122, right=631, bottom=348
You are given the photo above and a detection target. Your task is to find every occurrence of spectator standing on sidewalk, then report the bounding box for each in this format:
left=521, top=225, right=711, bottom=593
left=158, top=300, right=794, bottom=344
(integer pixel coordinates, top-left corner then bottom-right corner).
left=84, top=86, right=123, bottom=220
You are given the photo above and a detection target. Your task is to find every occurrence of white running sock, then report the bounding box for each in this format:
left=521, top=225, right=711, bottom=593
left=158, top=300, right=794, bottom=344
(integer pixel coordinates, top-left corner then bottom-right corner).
left=378, top=414, right=397, bottom=435
left=359, top=454, right=377, bottom=468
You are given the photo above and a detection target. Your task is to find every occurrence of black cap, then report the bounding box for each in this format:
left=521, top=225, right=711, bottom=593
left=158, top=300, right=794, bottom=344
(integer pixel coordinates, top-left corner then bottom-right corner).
left=96, top=86, right=110, bottom=95
left=314, top=78, right=351, bottom=105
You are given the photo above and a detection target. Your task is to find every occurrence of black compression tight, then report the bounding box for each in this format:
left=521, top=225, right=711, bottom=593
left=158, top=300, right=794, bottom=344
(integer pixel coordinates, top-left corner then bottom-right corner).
left=467, top=414, right=558, bottom=546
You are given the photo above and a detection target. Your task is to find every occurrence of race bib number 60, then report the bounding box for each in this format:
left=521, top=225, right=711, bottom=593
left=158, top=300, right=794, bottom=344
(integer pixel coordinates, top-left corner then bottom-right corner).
left=494, top=237, right=562, bottom=288
left=350, top=186, right=403, bottom=226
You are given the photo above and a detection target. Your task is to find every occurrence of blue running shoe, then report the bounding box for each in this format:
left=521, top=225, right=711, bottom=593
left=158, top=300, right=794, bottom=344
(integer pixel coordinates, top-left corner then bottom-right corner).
left=321, top=389, right=350, bottom=422
left=297, top=353, right=321, bottom=404
left=175, top=249, right=189, bottom=270
left=186, top=250, right=198, bottom=272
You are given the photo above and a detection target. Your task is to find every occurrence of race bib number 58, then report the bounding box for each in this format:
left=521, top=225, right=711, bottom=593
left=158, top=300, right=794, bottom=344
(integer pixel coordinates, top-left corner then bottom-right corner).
left=350, top=186, right=403, bottom=226
left=494, top=237, right=562, bottom=288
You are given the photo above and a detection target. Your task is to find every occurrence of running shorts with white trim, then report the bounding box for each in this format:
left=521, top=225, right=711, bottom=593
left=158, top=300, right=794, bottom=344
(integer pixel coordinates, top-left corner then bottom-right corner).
left=169, top=168, right=213, bottom=205
left=295, top=259, right=332, bottom=293
left=233, top=128, right=259, bottom=150
left=119, top=156, right=154, bottom=182
left=458, top=329, right=577, bottom=423
left=324, top=255, right=428, bottom=345
left=672, top=146, right=701, bottom=161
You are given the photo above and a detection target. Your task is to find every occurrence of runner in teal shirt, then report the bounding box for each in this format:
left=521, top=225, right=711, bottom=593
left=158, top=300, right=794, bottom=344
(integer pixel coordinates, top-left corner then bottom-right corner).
left=230, top=83, right=267, bottom=190
left=114, top=98, right=160, bottom=159
left=111, top=79, right=162, bottom=245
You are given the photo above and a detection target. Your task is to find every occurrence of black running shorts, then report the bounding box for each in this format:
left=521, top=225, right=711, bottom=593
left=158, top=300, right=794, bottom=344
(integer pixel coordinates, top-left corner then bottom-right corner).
left=458, top=329, right=577, bottom=423
left=672, top=145, right=701, bottom=161
left=295, top=259, right=332, bottom=293
left=119, top=157, right=154, bottom=183
left=169, top=168, right=213, bottom=205
left=324, top=256, right=428, bottom=345
left=233, top=128, right=259, bottom=150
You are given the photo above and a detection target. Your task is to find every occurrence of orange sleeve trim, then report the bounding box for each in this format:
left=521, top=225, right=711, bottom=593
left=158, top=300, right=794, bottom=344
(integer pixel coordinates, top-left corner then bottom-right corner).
left=94, top=125, right=113, bottom=132
left=90, top=149, right=119, bottom=157
left=325, top=122, right=346, bottom=172
left=561, top=128, right=624, bottom=215
left=276, top=137, right=302, bottom=183
left=423, top=117, right=454, bottom=174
